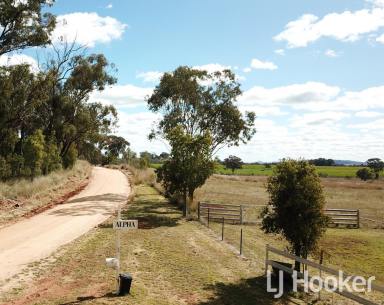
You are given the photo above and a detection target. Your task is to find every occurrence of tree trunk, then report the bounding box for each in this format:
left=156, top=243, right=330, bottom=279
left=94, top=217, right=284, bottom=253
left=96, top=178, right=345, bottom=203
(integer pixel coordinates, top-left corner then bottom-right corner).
left=186, top=191, right=194, bottom=218
left=294, top=247, right=301, bottom=272
left=182, top=189, right=187, bottom=217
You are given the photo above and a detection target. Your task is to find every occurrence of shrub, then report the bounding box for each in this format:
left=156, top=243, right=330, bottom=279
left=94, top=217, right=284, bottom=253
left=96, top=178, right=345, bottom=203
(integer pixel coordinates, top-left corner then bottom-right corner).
left=356, top=168, right=374, bottom=181
left=42, top=138, right=62, bottom=174
left=62, top=144, right=78, bottom=169
left=261, top=159, right=328, bottom=271
left=23, top=130, right=46, bottom=179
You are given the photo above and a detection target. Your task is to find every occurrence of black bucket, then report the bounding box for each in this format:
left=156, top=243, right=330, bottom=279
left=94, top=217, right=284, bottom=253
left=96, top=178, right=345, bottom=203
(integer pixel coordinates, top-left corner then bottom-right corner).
left=119, top=273, right=132, bottom=295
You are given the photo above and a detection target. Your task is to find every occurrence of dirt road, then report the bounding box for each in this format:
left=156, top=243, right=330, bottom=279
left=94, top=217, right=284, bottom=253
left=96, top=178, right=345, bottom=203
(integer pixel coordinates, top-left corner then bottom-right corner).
left=0, top=167, right=130, bottom=286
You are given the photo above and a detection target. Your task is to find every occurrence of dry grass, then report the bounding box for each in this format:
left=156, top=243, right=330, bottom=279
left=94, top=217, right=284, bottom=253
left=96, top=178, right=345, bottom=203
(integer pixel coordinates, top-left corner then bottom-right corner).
left=0, top=184, right=308, bottom=305
left=105, top=164, right=156, bottom=186
left=0, top=160, right=91, bottom=227
left=195, top=173, right=384, bottom=302
left=196, top=174, right=384, bottom=227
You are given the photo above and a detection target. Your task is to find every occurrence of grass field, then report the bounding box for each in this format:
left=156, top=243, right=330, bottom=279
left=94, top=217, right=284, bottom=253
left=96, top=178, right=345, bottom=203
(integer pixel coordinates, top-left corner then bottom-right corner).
left=195, top=175, right=384, bottom=227
left=151, top=163, right=365, bottom=178
left=195, top=175, right=384, bottom=291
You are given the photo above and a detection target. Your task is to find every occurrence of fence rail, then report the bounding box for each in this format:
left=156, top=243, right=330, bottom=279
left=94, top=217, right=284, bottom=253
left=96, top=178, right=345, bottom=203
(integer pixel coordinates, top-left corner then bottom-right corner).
left=266, top=245, right=384, bottom=305
left=325, top=208, right=360, bottom=228
left=198, top=202, right=243, bottom=224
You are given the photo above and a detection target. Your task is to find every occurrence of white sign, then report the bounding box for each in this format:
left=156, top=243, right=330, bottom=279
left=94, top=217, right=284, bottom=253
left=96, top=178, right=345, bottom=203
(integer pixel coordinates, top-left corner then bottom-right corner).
left=113, top=219, right=138, bottom=230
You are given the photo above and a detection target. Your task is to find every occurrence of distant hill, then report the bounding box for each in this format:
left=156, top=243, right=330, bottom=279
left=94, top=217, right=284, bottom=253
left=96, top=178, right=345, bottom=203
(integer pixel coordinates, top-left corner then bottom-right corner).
left=334, top=160, right=365, bottom=166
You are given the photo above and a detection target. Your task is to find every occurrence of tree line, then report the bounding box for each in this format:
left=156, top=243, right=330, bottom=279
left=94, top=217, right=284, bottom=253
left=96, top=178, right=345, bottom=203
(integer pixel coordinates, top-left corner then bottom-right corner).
left=0, top=0, right=124, bottom=180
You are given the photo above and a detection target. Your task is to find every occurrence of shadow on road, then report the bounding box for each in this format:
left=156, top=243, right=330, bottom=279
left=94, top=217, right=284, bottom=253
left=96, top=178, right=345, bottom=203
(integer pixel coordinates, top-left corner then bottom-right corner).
left=48, top=194, right=127, bottom=217
left=67, top=193, right=127, bottom=204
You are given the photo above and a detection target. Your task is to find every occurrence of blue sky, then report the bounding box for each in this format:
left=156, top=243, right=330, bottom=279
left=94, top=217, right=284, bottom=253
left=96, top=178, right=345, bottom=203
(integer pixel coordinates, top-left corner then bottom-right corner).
left=2, top=0, right=384, bottom=162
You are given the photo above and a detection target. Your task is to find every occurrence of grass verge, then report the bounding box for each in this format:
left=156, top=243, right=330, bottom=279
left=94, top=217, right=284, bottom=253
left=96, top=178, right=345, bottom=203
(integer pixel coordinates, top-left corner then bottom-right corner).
left=0, top=160, right=91, bottom=227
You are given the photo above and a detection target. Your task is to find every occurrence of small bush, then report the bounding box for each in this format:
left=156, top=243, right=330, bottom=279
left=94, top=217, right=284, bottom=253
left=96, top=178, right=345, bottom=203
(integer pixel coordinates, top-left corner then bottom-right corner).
left=356, top=168, right=374, bottom=181
left=318, top=172, right=329, bottom=178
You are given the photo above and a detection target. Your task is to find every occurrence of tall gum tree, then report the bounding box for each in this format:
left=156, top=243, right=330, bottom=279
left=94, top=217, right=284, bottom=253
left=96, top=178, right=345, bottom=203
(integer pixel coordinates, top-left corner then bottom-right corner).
left=147, top=66, right=256, bottom=216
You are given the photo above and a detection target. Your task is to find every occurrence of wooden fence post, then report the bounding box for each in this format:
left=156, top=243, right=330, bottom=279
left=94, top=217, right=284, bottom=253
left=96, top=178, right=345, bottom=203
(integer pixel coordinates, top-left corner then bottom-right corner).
left=221, top=217, right=224, bottom=241
left=240, top=228, right=243, bottom=255
left=265, top=244, right=269, bottom=276
left=357, top=209, right=360, bottom=228
left=319, top=250, right=324, bottom=301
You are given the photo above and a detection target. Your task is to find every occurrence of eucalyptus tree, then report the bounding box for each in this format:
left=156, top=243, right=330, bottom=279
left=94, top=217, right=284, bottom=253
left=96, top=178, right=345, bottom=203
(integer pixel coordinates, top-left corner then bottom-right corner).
left=148, top=66, right=256, bottom=216
left=0, top=0, right=56, bottom=55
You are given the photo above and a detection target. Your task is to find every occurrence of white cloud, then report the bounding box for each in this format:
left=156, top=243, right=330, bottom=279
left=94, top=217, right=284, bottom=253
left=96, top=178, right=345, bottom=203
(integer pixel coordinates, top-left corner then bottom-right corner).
left=89, top=84, right=153, bottom=108
left=274, top=49, right=285, bottom=56
left=275, top=6, right=384, bottom=48
left=240, top=82, right=384, bottom=114
left=0, top=54, right=39, bottom=73
left=100, top=81, right=384, bottom=162
left=355, top=111, right=383, bottom=118
left=136, top=71, right=163, bottom=83
left=290, top=111, right=350, bottom=128
left=368, top=0, right=384, bottom=8
left=52, top=12, right=127, bottom=47
left=193, top=63, right=231, bottom=73
left=106, top=3, right=113, bottom=9
left=118, top=111, right=168, bottom=153
left=243, top=67, right=252, bottom=73
left=348, top=118, right=384, bottom=130
left=324, top=49, right=339, bottom=57
left=239, top=105, right=286, bottom=117
left=240, top=82, right=340, bottom=107
left=377, top=33, right=384, bottom=42
left=250, top=58, right=278, bottom=70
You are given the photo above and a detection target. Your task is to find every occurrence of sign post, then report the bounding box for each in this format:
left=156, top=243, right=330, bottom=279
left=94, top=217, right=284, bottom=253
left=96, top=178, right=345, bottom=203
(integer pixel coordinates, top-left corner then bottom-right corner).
left=112, top=208, right=138, bottom=294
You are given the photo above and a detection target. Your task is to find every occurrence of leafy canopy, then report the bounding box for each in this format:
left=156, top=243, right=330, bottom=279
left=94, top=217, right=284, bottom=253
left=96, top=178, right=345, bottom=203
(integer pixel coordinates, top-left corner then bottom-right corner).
left=0, top=44, right=120, bottom=178
left=261, top=159, right=328, bottom=270
left=147, top=66, right=256, bottom=154
left=223, top=155, right=243, bottom=173
left=0, top=0, right=56, bottom=55
left=367, top=158, right=384, bottom=179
